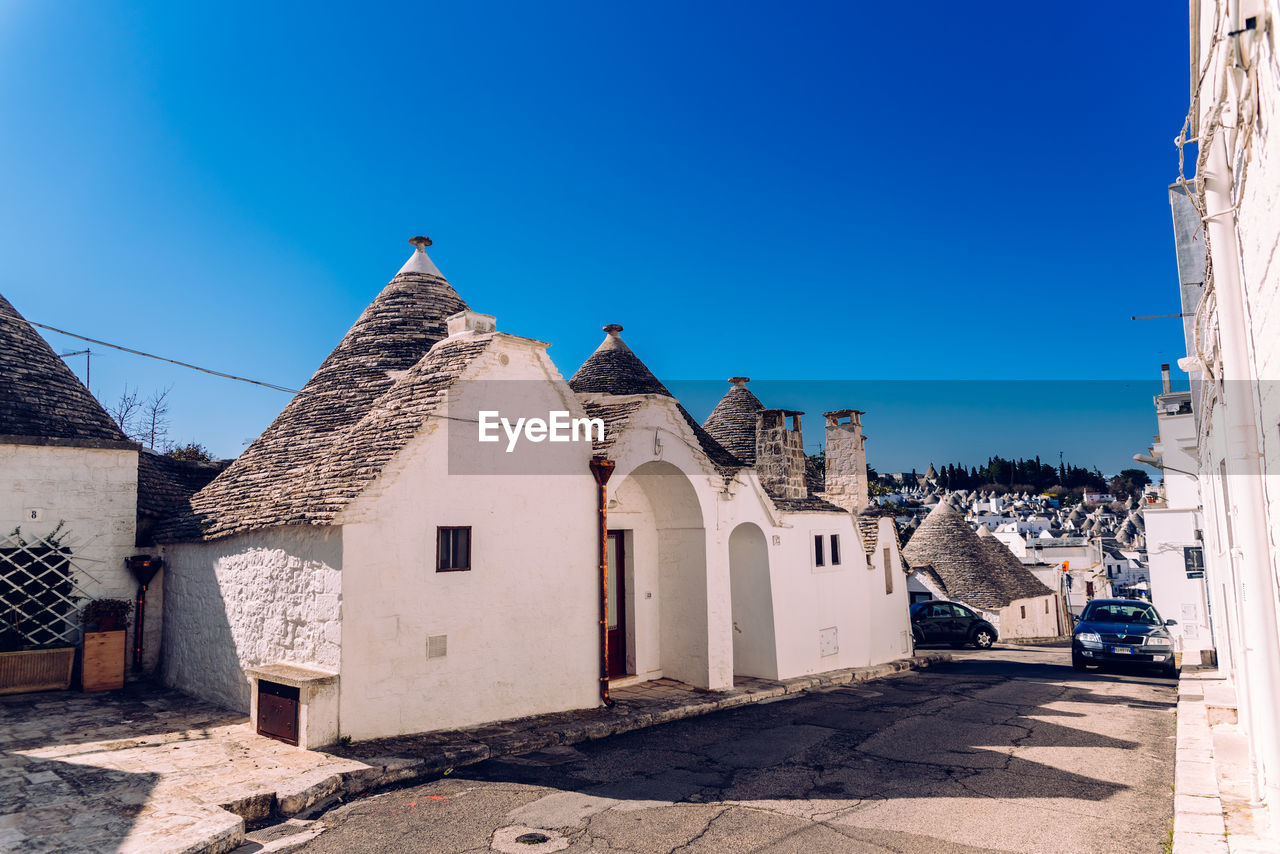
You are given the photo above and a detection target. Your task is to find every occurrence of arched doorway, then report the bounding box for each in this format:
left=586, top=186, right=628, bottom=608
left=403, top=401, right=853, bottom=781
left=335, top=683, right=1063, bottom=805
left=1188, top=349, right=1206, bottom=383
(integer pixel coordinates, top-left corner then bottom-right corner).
left=729, top=523, right=778, bottom=679
left=608, top=460, right=709, bottom=687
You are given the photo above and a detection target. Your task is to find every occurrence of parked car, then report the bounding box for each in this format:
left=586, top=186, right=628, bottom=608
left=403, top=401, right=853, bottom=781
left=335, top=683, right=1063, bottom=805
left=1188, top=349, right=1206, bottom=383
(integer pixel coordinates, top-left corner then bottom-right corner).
left=909, top=600, right=998, bottom=649
left=1071, top=598, right=1179, bottom=678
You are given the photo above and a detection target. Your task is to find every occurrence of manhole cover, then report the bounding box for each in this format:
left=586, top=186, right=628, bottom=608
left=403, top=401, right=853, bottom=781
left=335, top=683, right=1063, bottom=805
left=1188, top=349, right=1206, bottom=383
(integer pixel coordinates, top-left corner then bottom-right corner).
left=492, top=825, right=568, bottom=853
left=516, top=833, right=550, bottom=844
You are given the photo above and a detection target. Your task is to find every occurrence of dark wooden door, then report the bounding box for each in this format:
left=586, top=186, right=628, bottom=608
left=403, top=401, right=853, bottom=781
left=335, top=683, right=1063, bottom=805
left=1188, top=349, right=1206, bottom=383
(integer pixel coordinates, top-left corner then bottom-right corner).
left=606, top=531, right=628, bottom=678
left=257, top=680, right=300, bottom=745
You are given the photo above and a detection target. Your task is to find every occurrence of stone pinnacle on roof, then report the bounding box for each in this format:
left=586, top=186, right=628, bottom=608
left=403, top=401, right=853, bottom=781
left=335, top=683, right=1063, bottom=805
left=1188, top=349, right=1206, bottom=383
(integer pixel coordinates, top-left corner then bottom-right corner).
left=397, top=235, right=444, bottom=278
left=568, top=324, right=673, bottom=397
left=703, top=376, right=766, bottom=465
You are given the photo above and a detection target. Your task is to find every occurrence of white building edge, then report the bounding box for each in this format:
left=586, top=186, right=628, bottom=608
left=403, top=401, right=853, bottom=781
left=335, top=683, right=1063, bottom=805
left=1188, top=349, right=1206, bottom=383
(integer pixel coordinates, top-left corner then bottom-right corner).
left=1160, top=0, right=1280, bottom=821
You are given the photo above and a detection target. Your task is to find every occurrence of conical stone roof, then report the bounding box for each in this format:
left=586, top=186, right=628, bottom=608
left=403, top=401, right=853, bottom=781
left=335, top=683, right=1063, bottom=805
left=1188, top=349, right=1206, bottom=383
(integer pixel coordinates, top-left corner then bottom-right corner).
left=568, top=325, right=672, bottom=397
left=0, top=292, right=131, bottom=445
left=570, top=325, right=742, bottom=475
left=156, top=239, right=476, bottom=541
left=702, top=377, right=764, bottom=465
left=903, top=503, right=1052, bottom=611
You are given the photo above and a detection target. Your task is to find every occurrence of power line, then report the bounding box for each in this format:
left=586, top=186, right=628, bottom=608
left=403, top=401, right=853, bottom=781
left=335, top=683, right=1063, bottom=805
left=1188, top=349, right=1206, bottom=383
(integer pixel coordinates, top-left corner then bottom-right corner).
left=29, top=320, right=301, bottom=394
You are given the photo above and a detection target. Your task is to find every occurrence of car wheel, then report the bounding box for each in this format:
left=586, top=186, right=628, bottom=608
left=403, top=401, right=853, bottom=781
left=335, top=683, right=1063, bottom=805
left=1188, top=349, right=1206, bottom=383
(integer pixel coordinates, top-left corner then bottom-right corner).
left=972, top=628, right=995, bottom=649
left=1161, top=660, right=1179, bottom=680
left=1072, top=652, right=1088, bottom=672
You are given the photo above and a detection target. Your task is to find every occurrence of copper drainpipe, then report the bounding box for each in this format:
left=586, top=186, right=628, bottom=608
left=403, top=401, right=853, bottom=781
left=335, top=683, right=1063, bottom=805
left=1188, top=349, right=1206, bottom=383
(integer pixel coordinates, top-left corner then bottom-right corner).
left=589, top=458, right=615, bottom=706
left=126, top=556, right=163, bottom=673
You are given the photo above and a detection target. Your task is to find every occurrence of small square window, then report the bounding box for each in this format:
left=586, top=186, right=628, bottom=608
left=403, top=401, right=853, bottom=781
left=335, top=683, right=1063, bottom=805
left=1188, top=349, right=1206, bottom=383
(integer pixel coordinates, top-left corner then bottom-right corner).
left=830, top=534, right=841, bottom=566
left=437, top=526, right=471, bottom=572
left=814, top=534, right=825, bottom=567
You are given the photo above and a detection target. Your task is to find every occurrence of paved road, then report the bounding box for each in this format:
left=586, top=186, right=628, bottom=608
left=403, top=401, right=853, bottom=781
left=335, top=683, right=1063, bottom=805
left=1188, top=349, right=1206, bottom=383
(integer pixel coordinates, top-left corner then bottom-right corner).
left=298, top=646, right=1176, bottom=853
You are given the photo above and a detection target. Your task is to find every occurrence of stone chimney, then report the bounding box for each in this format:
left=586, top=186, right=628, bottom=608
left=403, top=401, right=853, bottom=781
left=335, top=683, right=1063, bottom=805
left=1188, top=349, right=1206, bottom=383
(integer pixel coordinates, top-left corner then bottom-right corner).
left=821, top=409, right=869, bottom=512
left=755, top=409, right=807, bottom=499
left=1161, top=363, right=1172, bottom=395
left=445, top=309, right=496, bottom=338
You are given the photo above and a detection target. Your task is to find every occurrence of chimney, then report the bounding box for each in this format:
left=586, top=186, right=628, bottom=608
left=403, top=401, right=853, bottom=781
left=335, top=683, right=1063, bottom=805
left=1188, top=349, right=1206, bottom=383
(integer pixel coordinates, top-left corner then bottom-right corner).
left=755, top=409, right=807, bottom=499
left=1161, top=363, right=1172, bottom=395
left=446, top=309, right=497, bottom=338
left=821, top=409, right=869, bottom=512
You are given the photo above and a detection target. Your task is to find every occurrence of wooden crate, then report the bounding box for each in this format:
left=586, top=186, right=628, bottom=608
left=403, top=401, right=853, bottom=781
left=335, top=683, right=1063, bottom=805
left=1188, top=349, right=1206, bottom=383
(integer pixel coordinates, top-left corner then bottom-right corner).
left=0, top=647, right=75, bottom=694
left=81, top=630, right=126, bottom=691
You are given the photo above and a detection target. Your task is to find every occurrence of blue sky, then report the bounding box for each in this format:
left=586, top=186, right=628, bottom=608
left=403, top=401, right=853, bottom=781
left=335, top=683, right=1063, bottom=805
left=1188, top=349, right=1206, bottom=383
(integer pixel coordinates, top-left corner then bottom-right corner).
left=0, top=2, right=1191, bottom=473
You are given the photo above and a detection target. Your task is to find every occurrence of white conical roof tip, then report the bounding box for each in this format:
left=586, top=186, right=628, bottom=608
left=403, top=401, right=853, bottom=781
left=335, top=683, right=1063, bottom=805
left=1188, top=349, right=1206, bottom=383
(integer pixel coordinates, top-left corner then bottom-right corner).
left=397, top=235, right=443, bottom=277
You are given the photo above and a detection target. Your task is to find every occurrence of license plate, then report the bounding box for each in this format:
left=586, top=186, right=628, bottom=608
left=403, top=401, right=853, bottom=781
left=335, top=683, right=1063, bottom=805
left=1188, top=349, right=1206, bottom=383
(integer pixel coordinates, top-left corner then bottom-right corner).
left=1111, top=646, right=1133, bottom=655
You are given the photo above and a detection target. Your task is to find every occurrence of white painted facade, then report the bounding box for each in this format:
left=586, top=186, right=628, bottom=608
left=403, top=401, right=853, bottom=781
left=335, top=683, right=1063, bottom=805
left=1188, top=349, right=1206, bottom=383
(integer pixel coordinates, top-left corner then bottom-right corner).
left=159, top=317, right=915, bottom=742
left=0, top=440, right=158, bottom=670
left=1144, top=393, right=1212, bottom=655
left=1166, top=0, right=1280, bottom=814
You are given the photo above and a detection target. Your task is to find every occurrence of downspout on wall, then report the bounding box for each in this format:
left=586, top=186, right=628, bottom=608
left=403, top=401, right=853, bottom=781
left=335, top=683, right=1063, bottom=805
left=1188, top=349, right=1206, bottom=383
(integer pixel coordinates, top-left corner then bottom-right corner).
left=589, top=458, right=615, bottom=707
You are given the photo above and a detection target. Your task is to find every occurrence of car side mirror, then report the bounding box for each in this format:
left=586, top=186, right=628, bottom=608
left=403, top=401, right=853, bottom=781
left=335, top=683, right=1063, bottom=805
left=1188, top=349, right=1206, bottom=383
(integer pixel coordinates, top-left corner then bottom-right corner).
left=1071, top=614, right=1079, bottom=623
left=1165, top=619, right=1178, bottom=626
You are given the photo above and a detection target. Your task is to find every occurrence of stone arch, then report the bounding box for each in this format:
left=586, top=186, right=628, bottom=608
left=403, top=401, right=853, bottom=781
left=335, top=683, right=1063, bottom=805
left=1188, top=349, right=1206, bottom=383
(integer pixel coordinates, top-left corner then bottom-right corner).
left=729, top=522, right=777, bottom=679
left=610, top=460, right=710, bottom=686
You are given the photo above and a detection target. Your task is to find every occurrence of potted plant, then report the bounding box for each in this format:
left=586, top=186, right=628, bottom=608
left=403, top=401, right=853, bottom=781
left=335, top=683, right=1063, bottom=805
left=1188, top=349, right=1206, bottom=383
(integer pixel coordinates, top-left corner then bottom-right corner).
left=82, top=598, right=133, bottom=632
left=80, top=598, right=132, bottom=691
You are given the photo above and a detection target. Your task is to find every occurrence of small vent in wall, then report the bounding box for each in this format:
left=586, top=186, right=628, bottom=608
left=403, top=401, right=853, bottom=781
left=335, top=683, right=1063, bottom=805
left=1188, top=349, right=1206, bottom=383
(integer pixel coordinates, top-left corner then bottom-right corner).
left=427, top=634, right=448, bottom=659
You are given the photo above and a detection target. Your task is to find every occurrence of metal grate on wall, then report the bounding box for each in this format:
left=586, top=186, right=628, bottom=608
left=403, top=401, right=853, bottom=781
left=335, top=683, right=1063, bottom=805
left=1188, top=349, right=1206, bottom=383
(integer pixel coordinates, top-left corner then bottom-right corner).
left=0, top=531, right=97, bottom=648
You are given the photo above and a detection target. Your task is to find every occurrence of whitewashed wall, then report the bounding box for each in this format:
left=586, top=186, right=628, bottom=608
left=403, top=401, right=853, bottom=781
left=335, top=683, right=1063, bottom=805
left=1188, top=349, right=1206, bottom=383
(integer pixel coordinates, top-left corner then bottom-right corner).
left=0, top=441, right=151, bottom=667
left=864, top=517, right=914, bottom=663
left=998, top=595, right=1060, bottom=639
left=160, top=527, right=342, bottom=712
left=337, top=335, right=599, bottom=739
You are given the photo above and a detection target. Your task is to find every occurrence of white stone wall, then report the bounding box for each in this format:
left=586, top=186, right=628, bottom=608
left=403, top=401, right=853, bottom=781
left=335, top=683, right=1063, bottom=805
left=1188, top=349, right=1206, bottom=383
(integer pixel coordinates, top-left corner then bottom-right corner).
left=864, top=518, right=915, bottom=663
left=0, top=442, right=152, bottom=667
left=337, top=336, right=599, bottom=739
left=160, top=527, right=342, bottom=713
left=998, top=595, right=1060, bottom=639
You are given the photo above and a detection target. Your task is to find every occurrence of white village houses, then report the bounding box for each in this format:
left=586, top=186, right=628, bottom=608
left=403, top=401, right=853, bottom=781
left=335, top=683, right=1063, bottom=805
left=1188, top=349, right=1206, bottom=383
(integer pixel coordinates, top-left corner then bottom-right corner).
left=151, top=240, right=914, bottom=747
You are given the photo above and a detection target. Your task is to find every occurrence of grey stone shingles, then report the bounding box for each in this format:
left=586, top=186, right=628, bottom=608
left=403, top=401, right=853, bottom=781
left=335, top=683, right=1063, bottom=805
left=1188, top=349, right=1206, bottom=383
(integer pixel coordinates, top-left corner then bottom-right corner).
left=0, top=292, right=131, bottom=446
left=570, top=327, right=743, bottom=478
left=568, top=325, right=672, bottom=398
left=903, top=503, right=1052, bottom=611
left=154, top=268, right=473, bottom=542
left=702, top=382, right=764, bottom=465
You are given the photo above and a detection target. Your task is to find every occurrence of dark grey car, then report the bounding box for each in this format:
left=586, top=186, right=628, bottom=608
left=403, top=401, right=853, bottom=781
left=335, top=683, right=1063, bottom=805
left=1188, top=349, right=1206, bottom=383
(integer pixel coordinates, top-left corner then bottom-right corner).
left=1071, top=598, right=1179, bottom=677
left=910, top=600, right=997, bottom=649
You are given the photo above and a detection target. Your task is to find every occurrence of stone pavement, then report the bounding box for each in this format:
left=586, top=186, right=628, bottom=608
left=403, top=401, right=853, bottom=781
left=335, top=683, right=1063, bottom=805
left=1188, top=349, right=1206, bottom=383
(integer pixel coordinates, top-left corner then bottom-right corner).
left=0, top=652, right=949, bottom=854
left=1172, top=665, right=1279, bottom=854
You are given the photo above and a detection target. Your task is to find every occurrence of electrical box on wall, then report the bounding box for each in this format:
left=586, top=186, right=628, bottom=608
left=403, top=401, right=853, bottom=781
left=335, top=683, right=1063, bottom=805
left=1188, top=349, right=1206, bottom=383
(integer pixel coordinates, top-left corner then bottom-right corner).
left=819, top=626, right=839, bottom=657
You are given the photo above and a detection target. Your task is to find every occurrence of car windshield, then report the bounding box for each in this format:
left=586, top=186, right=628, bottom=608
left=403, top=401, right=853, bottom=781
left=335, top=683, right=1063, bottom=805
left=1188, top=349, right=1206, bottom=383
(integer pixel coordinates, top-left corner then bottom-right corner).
left=1083, top=602, right=1162, bottom=626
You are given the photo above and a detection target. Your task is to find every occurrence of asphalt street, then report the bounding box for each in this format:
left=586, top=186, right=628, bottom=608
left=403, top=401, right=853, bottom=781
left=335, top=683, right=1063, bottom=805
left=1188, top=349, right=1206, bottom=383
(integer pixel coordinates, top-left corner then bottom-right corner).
left=297, top=645, right=1177, bottom=853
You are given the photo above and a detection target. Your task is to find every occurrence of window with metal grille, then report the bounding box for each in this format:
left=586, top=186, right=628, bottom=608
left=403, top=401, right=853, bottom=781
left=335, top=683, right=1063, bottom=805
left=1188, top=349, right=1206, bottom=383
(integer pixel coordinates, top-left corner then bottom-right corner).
left=436, top=527, right=471, bottom=572
left=1184, top=546, right=1205, bottom=579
